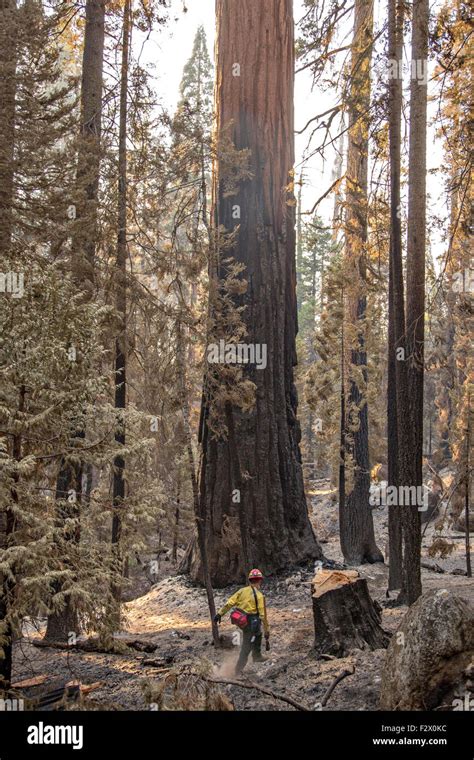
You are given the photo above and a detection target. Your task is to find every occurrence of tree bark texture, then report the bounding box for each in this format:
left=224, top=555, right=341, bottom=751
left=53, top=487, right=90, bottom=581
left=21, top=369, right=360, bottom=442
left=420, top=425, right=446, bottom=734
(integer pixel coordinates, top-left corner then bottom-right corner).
left=387, top=0, right=404, bottom=590
left=192, top=0, right=322, bottom=586
left=341, top=0, right=382, bottom=565
left=403, top=0, right=429, bottom=603
left=72, top=0, right=106, bottom=285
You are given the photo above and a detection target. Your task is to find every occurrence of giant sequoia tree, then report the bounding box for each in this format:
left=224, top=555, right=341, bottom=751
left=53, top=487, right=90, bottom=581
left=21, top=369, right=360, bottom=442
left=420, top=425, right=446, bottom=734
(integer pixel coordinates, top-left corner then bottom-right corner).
left=193, top=0, right=322, bottom=586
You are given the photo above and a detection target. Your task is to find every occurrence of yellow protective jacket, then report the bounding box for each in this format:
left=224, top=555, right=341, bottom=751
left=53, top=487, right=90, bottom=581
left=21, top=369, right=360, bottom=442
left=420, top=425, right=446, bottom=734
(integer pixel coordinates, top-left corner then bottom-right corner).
left=218, top=585, right=270, bottom=636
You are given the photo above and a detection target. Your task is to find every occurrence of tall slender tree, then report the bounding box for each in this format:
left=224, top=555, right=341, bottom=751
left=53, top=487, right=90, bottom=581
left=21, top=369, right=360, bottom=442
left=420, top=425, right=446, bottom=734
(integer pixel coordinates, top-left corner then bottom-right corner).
left=387, top=0, right=404, bottom=590
left=402, top=0, right=429, bottom=603
left=110, top=0, right=132, bottom=626
left=73, top=0, right=106, bottom=286
left=340, top=0, right=382, bottom=565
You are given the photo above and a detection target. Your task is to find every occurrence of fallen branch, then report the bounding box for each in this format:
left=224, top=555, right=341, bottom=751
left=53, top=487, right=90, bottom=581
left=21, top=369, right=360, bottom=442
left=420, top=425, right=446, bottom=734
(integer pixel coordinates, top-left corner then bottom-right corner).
left=321, top=666, right=355, bottom=706
left=206, top=675, right=311, bottom=712
left=421, top=561, right=445, bottom=574
left=32, top=636, right=157, bottom=654
left=11, top=675, right=48, bottom=688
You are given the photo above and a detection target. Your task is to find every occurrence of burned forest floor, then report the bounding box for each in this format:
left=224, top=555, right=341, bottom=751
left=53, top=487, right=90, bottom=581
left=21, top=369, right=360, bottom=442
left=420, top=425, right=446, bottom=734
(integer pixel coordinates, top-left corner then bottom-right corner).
left=12, top=479, right=474, bottom=711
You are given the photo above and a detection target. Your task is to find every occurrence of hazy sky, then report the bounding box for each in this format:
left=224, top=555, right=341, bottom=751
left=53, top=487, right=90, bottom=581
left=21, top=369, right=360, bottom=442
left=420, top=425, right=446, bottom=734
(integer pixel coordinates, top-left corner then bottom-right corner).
left=140, top=0, right=445, bottom=264
left=143, top=0, right=337, bottom=219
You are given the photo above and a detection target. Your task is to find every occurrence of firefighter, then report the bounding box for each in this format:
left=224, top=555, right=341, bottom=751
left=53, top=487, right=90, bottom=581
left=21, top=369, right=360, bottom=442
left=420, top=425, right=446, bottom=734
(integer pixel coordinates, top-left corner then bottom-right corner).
left=214, top=568, right=270, bottom=675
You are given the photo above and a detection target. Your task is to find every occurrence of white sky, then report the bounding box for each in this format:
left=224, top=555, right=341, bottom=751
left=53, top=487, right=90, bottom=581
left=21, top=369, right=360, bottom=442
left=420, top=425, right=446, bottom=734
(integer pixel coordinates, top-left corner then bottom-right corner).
left=138, top=0, right=446, bottom=265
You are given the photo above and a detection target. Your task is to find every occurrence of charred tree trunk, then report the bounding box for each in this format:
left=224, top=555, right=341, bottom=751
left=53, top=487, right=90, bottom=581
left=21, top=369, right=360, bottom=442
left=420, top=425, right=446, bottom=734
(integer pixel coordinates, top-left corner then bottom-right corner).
left=341, top=0, right=382, bottom=565
left=387, top=0, right=404, bottom=590
left=312, top=570, right=390, bottom=657
left=45, top=0, right=106, bottom=641
left=403, top=0, right=428, bottom=604
left=338, top=315, right=346, bottom=533
left=191, top=0, right=322, bottom=586
left=110, top=0, right=131, bottom=625
left=465, top=404, right=472, bottom=577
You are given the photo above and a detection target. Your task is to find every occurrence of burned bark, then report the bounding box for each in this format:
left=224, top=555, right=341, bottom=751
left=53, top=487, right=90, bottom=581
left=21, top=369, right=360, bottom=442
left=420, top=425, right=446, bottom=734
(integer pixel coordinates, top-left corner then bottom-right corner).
left=191, top=0, right=322, bottom=586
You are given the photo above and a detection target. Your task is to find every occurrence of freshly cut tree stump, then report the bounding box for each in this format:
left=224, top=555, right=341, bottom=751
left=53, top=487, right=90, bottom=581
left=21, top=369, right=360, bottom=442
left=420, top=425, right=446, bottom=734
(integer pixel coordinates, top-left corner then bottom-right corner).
left=312, top=570, right=390, bottom=657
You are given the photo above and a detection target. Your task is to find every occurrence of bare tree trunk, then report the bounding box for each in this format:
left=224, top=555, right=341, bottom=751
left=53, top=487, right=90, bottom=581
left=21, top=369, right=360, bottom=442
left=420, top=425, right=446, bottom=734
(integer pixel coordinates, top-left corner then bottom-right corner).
left=338, top=315, right=346, bottom=531
left=190, top=0, right=322, bottom=586
left=341, top=0, right=382, bottom=565
left=465, top=398, right=472, bottom=577
left=172, top=476, right=180, bottom=564
left=403, top=0, right=428, bottom=603
left=331, top=118, right=345, bottom=240
left=387, top=0, right=404, bottom=590
left=110, top=0, right=131, bottom=627
left=296, top=172, right=303, bottom=310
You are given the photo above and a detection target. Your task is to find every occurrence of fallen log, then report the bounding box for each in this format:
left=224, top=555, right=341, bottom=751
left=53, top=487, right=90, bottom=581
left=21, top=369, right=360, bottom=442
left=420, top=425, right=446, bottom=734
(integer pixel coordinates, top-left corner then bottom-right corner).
left=312, top=569, right=390, bottom=658
left=421, top=561, right=445, bottom=574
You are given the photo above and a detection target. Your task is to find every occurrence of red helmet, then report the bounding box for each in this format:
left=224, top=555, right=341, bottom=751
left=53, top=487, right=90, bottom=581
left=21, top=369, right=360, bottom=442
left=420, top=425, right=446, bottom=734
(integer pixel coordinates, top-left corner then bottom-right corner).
left=248, top=568, right=263, bottom=580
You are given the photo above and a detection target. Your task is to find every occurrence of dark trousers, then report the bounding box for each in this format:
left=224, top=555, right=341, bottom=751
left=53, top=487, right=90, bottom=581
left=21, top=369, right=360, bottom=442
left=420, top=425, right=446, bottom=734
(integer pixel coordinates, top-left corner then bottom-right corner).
left=236, top=615, right=262, bottom=673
